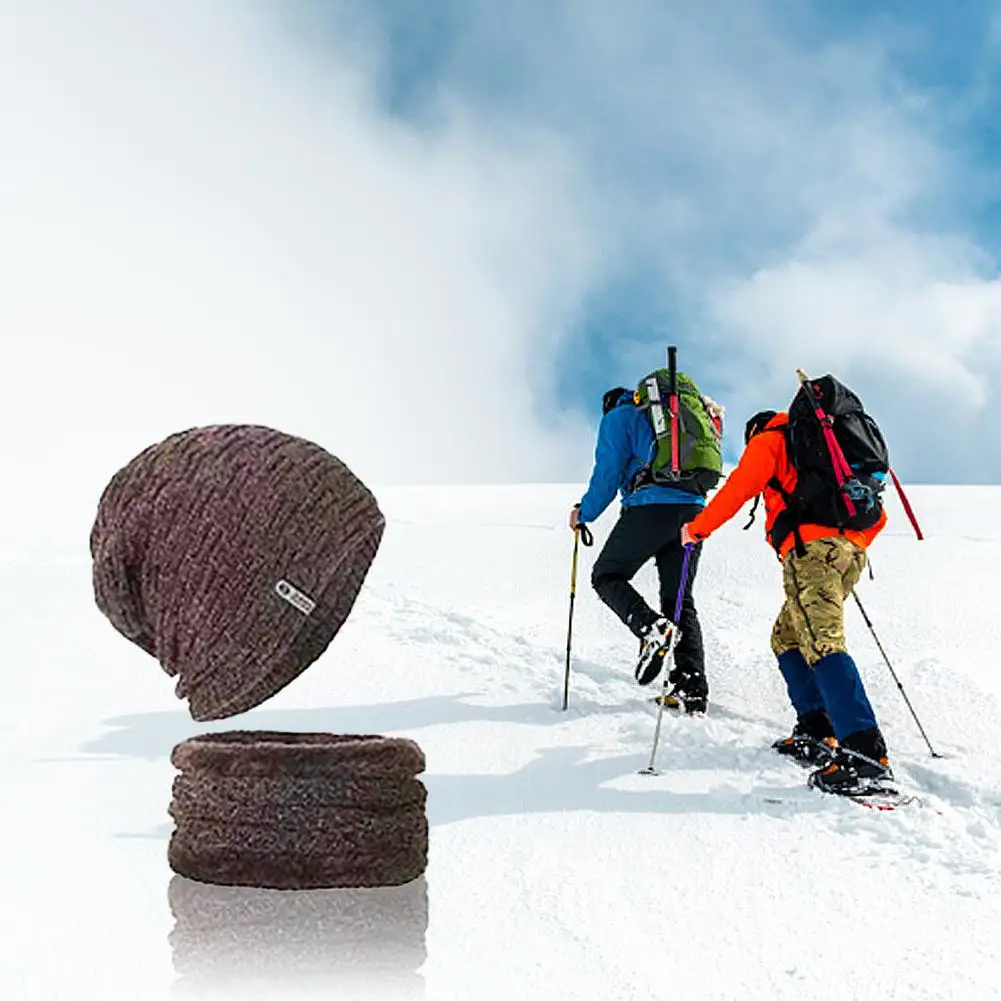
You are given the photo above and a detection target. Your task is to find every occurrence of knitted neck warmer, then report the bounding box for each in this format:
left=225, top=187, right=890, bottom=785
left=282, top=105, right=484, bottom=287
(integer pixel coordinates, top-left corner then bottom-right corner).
left=168, top=731, right=429, bottom=889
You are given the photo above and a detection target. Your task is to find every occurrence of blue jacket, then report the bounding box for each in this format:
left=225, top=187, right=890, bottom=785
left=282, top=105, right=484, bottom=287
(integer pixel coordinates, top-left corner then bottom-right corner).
left=578, top=391, right=706, bottom=524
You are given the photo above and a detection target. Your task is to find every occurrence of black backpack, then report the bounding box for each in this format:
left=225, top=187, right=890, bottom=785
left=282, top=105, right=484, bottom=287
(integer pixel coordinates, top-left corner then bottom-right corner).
left=769, top=374, right=890, bottom=554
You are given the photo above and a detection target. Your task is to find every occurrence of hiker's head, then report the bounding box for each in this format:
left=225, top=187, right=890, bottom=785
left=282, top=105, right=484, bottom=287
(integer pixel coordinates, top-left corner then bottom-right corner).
left=602, top=387, right=630, bottom=415
left=744, top=410, right=778, bottom=445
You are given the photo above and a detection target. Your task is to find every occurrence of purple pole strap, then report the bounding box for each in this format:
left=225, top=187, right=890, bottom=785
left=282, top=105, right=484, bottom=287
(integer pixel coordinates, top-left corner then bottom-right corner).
left=673, top=543, right=693, bottom=624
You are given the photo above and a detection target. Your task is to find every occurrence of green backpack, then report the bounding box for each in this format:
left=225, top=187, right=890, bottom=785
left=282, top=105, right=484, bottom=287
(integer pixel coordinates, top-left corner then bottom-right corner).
left=631, top=369, right=724, bottom=497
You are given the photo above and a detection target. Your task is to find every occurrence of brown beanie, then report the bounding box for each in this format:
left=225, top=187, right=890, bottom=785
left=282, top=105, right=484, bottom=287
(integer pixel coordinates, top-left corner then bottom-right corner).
left=168, top=731, right=429, bottom=889
left=90, top=425, right=384, bottom=721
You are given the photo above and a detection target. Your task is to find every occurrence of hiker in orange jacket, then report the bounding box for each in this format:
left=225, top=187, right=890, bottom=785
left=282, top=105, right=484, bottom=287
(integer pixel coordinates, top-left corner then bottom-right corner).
left=680, top=410, right=892, bottom=797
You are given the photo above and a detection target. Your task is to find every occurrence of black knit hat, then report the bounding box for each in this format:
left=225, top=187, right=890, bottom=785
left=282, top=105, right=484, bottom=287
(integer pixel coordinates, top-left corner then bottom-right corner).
left=744, top=410, right=778, bottom=444
left=602, top=387, right=629, bottom=415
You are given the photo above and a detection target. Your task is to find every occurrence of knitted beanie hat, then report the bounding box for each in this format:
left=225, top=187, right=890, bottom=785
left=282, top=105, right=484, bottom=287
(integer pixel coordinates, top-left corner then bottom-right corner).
left=90, top=425, right=384, bottom=721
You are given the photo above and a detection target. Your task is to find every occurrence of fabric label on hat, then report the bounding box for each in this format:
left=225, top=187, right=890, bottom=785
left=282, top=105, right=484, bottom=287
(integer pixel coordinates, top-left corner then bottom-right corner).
left=275, top=579, right=316, bottom=616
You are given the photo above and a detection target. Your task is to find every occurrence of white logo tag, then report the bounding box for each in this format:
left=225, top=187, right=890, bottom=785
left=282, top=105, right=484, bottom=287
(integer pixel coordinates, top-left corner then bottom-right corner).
left=275, top=579, right=316, bottom=616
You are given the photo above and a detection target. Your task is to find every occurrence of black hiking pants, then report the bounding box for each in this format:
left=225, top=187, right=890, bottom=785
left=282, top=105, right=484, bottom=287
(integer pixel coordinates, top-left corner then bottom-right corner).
left=590, top=503, right=705, bottom=685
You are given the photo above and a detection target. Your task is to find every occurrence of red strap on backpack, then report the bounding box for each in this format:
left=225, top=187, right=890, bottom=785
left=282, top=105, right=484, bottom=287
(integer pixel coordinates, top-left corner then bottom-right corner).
left=795, top=368, right=924, bottom=542
left=796, top=369, right=858, bottom=517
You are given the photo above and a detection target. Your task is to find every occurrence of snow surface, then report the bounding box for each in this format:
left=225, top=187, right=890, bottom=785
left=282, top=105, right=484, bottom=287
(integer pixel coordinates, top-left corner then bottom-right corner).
left=3, top=481, right=1001, bottom=1000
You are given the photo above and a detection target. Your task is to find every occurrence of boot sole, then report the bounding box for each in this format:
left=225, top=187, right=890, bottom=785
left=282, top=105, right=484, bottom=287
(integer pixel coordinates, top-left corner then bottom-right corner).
left=807, top=774, right=899, bottom=798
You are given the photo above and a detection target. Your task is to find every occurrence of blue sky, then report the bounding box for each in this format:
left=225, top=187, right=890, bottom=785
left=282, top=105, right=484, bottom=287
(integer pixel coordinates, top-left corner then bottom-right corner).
left=4, top=0, right=1001, bottom=505
left=283, top=0, right=1001, bottom=481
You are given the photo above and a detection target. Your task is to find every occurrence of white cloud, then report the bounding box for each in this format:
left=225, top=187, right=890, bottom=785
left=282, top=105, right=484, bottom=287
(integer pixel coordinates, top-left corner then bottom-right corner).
left=709, top=233, right=1001, bottom=482
left=479, top=0, right=1001, bottom=483
left=3, top=0, right=999, bottom=564
left=715, top=236, right=999, bottom=389
left=0, top=0, right=600, bottom=557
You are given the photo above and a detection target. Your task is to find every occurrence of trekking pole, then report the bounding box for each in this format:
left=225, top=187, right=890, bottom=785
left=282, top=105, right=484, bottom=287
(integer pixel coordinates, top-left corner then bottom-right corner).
left=852, top=591, right=943, bottom=758
left=562, top=522, right=594, bottom=710
left=640, top=543, right=693, bottom=774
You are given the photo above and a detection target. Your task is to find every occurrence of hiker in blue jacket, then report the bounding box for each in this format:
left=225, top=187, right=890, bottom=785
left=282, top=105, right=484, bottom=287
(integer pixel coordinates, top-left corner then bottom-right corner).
left=569, top=387, right=709, bottom=712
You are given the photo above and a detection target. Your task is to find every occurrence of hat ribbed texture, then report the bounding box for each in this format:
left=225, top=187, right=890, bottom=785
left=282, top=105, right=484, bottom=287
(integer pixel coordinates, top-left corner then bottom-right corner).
left=90, top=425, right=384, bottom=720
left=168, top=731, right=429, bottom=889
left=168, top=873, right=428, bottom=997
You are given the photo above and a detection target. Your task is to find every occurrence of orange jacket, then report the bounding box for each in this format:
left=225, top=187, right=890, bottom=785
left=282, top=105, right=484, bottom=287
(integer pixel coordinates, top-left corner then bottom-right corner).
left=685, top=412, right=887, bottom=558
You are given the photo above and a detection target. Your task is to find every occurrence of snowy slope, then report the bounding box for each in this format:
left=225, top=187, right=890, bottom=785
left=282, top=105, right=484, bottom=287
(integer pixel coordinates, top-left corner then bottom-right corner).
left=2, top=481, right=1000, bottom=1000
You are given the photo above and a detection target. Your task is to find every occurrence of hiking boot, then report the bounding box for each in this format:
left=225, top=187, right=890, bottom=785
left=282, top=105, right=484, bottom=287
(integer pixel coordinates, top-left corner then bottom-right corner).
left=654, top=691, right=707, bottom=715
left=772, top=709, right=837, bottom=766
left=808, top=727, right=893, bottom=796
left=635, top=618, right=678, bottom=686
left=668, top=666, right=708, bottom=715
left=680, top=693, right=707, bottom=715
left=774, top=733, right=838, bottom=766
